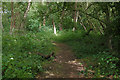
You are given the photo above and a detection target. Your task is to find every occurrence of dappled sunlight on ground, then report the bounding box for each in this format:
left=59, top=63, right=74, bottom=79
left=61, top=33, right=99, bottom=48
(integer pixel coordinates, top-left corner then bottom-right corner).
left=36, top=43, right=87, bottom=78
left=36, top=43, right=101, bottom=78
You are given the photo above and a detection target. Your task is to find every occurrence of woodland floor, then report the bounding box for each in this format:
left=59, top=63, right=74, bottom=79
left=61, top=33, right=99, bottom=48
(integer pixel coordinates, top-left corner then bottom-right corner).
left=36, top=43, right=90, bottom=78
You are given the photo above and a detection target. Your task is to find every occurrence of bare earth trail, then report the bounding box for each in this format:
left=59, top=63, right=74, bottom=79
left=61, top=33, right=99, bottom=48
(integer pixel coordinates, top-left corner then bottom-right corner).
left=36, top=43, right=86, bottom=78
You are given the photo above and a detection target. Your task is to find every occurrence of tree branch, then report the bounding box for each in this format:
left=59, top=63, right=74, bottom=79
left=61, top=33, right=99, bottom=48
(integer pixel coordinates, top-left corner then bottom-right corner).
left=73, top=9, right=106, bottom=25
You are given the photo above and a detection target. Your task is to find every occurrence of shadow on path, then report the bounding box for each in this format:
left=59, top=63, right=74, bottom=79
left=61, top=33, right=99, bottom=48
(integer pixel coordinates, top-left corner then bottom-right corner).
left=36, top=43, right=85, bottom=78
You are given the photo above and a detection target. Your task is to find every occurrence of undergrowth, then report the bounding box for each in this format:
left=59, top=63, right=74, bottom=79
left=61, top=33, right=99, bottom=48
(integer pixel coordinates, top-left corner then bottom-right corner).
left=2, top=28, right=55, bottom=78
left=56, top=30, right=120, bottom=78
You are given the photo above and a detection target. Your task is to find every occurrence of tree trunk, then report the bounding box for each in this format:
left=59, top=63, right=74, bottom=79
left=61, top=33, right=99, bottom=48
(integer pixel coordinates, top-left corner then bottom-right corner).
left=85, top=3, right=93, bottom=11
left=15, top=11, right=20, bottom=30
left=76, top=11, right=79, bottom=23
left=13, top=13, right=16, bottom=29
left=80, top=22, right=87, bottom=31
left=2, top=4, right=5, bottom=13
left=52, top=19, right=56, bottom=35
left=73, top=2, right=77, bottom=31
left=21, top=0, right=31, bottom=30
left=24, top=0, right=31, bottom=18
left=74, top=2, right=77, bottom=23
left=59, top=10, right=64, bottom=31
left=0, top=3, right=3, bottom=31
left=105, top=4, right=113, bottom=51
left=10, top=2, right=14, bottom=34
left=86, top=2, right=89, bottom=10
left=0, top=18, right=3, bottom=31
left=104, top=4, right=110, bottom=34
left=78, top=15, right=87, bottom=31
left=108, top=35, right=113, bottom=50
left=43, top=16, right=46, bottom=26
left=39, top=23, right=41, bottom=29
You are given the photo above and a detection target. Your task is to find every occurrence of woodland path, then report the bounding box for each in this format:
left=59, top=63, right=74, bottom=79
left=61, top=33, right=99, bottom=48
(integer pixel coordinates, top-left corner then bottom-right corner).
left=36, top=43, right=86, bottom=78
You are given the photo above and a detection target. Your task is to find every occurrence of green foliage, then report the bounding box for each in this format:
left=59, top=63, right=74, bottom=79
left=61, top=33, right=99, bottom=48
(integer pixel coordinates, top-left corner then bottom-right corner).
left=56, top=30, right=120, bottom=78
left=62, top=17, right=74, bottom=29
left=2, top=13, right=11, bottom=32
left=55, top=30, right=85, bottom=42
left=93, top=52, right=119, bottom=77
left=26, top=18, right=40, bottom=31
left=2, top=52, right=43, bottom=78
left=2, top=2, right=120, bottom=79
left=2, top=31, right=55, bottom=78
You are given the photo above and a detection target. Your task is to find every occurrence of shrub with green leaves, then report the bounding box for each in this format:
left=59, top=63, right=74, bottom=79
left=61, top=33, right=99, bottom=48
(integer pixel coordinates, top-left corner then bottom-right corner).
left=2, top=30, right=55, bottom=78
left=92, top=52, right=119, bottom=77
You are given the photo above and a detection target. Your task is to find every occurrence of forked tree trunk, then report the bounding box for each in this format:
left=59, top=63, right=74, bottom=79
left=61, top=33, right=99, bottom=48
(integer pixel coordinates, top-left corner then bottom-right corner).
left=52, top=19, right=56, bottom=35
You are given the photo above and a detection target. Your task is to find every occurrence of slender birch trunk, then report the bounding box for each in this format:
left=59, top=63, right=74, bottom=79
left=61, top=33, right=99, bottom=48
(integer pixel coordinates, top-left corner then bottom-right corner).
left=52, top=19, right=56, bottom=35
left=21, top=0, right=31, bottom=30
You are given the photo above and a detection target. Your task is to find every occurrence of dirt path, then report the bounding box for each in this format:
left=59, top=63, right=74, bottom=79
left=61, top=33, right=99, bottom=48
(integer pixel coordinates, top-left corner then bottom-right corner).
left=36, top=43, right=86, bottom=78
